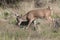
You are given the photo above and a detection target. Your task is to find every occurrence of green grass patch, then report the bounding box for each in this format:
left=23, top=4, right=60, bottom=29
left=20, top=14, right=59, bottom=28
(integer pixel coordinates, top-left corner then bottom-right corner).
left=51, top=13, right=60, bottom=18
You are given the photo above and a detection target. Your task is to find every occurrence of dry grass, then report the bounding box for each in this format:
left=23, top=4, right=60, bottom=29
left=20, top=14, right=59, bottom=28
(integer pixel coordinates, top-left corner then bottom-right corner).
left=0, top=1, right=60, bottom=40
left=0, top=18, right=60, bottom=40
left=0, top=10, right=60, bottom=40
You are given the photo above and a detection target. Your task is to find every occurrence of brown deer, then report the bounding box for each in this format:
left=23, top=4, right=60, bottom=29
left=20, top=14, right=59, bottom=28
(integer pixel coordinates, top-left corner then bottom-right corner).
left=16, top=6, right=53, bottom=29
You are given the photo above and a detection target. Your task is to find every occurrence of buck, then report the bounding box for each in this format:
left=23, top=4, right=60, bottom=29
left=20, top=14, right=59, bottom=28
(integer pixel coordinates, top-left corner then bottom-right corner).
left=16, top=6, right=53, bottom=29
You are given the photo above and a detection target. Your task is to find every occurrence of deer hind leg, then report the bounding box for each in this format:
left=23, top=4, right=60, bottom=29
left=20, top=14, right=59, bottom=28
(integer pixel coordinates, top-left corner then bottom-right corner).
left=49, top=17, right=55, bottom=27
left=48, top=17, right=53, bottom=23
left=46, top=16, right=53, bottom=27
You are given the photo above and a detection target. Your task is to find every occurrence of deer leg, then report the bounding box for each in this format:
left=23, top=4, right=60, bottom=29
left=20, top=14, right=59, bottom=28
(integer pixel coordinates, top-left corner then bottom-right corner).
left=26, top=19, right=34, bottom=29
left=18, top=21, right=22, bottom=27
left=46, top=16, right=52, bottom=23
left=46, top=16, right=53, bottom=27
left=48, top=17, right=53, bottom=23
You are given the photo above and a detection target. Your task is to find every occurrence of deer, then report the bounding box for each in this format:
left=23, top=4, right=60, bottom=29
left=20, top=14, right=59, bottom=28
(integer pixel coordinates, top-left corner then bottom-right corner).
left=15, top=6, right=53, bottom=29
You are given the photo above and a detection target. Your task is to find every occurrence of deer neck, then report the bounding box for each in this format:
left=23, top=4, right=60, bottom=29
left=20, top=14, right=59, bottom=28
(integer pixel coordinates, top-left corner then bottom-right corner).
left=21, top=14, right=27, bottom=21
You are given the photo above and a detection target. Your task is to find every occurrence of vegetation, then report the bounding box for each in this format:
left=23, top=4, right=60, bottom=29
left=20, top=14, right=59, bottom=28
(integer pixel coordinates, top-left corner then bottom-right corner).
left=0, top=0, right=60, bottom=40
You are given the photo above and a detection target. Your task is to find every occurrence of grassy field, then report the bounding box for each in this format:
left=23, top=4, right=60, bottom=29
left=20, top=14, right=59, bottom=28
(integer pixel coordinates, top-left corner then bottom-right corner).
left=0, top=17, right=60, bottom=40
left=0, top=0, right=60, bottom=39
left=0, top=7, right=60, bottom=40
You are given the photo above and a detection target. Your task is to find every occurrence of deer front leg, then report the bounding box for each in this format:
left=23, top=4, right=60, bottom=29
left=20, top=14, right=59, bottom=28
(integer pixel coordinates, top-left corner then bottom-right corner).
left=26, top=19, right=34, bottom=29
left=17, top=21, right=22, bottom=27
